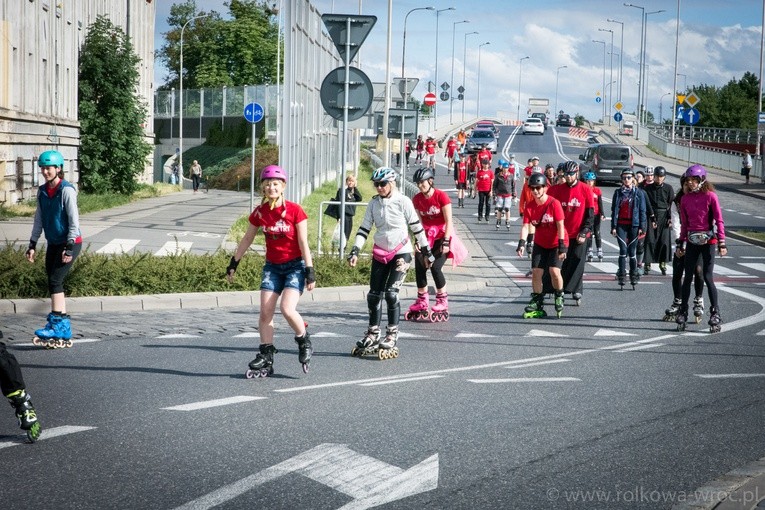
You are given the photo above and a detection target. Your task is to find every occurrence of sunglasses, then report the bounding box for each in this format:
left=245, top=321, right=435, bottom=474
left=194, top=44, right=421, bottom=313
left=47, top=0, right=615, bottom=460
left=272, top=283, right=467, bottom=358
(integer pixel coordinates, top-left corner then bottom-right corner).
left=621, top=175, right=633, bottom=180
left=374, top=181, right=390, bottom=187
left=529, top=186, right=544, bottom=191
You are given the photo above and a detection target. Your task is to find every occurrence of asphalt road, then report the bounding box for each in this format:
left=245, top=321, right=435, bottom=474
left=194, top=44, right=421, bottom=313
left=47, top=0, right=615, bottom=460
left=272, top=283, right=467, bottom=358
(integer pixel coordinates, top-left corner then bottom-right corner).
left=2, top=126, right=765, bottom=509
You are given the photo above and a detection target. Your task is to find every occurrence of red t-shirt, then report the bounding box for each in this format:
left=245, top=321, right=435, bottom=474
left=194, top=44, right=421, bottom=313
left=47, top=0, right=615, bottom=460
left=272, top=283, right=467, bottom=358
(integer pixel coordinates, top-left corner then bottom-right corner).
left=456, top=161, right=468, bottom=183
left=589, top=185, right=602, bottom=215
left=412, top=188, right=451, bottom=231
left=522, top=196, right=567, bottom=249
left=425, top=140, right=437, bottom=155
left=475, top=168, right=494, bottom=192
left=547, top=181, right=595, bottom=238
left=446, top=140, right=458, bottom=157
left=248, top=200, right=308, bottom=264
left=477, top=149, right=492, bottom=162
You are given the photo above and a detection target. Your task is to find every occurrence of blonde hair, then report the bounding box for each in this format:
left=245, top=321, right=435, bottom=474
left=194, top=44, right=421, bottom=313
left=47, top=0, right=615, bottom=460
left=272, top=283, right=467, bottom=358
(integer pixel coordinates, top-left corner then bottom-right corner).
left=260, top=178, right=287, bottom=217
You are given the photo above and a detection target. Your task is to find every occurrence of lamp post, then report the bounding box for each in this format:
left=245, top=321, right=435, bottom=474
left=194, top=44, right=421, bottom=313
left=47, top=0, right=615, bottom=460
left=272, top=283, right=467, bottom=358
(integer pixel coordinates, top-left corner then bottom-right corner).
left=624, top=3, right=645, bottom=137
left=462, top=31, right=478, bottom=122
left=671, top=0, right=681, bottom=143
left=450, top=20, right=470, bottom=124
left=555, top=65, right=567, bottom=119
left=434, top=7, right=456, bottom=130
left=517, top=55, right=530, bottom=121
left=607, top=18, right=624, bottom=105
left=659, top=91, right=672, bottom=125
left=179, top=13, right=210, bottom=177
left=477, top=42, right=491, bottom=118
left=402, top=6, right=435, bottom=108
left=642, top=9, right=665, bottom=125
left=598, top=28, right=614, bottom=125
left=592, top=40, right=606, bottom=123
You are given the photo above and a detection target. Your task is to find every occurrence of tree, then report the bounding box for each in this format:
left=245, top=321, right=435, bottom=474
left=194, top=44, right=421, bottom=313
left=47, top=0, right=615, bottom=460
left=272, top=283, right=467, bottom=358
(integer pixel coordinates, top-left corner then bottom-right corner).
left=78, top=16, right=153, bottom=194
left=157, top=0, right=280, bottom=90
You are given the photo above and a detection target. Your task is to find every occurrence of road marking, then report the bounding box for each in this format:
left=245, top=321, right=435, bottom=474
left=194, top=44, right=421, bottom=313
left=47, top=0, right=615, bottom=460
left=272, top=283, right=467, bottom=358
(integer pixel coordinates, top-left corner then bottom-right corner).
left=397, top=332, right=425, bottom=338
left=754, top=216, right=765, bottom=220
left=0, top=425, right=96, bottom=450
left=594, top=329, right=637, bottom=337
left=588, top=261, right=620, bottom=274
left=739, top=212, right=752, bottom=216
left=695, top=373, right=765, bottom=379
left=506, top=359, right=571, bottom=369
left=495, top=260, right=525, bottom=277
left=467, top=377, right=580, bottom=384
left=359, top=375, right=444, bottom=386
left=455, top=332, right=496, bottom=338
left=615, top=343, right=665, bottom=352
left=713, top=265, right=752, bottom=277
left=162, top=396, right=266, bottom=411
left=155, top=334, right=200, bottom=339
left=757, top=329, right=765, bottom=336
left=155, top=241, right=193, bottom=256
left=172, top=443, right=438, bottom=510
left=96, top=238, right=140, bottom=254
left=525, top=329, right=568, bottom=337
left=233, top=332, right=259, bottom=338
left=312, top=332, right=344, bottom=337
left=739, top=263, right=765, bottom=273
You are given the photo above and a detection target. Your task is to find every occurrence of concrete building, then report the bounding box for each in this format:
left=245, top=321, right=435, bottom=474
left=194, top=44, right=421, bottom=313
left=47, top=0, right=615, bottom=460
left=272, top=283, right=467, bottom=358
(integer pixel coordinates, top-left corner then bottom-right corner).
left=0, top=0, right=156, bottom=204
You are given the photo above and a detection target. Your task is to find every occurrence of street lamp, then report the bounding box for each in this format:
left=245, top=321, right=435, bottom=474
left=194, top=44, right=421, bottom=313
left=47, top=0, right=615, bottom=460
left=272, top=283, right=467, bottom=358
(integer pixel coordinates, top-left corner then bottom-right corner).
left=607, top=18, right=624, bottom=105
left=462, top=31, right=479, bottom=122
left=592, top=40, right=606, bottom=123
left=402, top=6, right=435, bottom=107
left=555, top=65, right=568, bottom=119
left=598, top=28, right=614, bottom=125
left=434, top=7, right=456, bottom=130
left=450, top=20, right=470, bottom=123
left=624, top=3, right=645, bottom=136
left=659, top=91, right=672, bottom=125
left=179, top=13, right=210, bottom=178
left=477, top=42, right=491, bottom=118
left=642, top=9, right=666, bottom=125
left=517, top=56, right=530, bottom=121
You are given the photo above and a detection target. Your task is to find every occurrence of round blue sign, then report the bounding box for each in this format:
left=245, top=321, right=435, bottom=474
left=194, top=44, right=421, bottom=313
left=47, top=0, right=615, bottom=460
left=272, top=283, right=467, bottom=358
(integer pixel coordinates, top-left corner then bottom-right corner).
left=614, top=112, right=623, bottom=122
left=681, top=107, right=700, bottom=125
left=244, top=102, right=264, bottom=123
left=595, top=96, right=602, bottom=103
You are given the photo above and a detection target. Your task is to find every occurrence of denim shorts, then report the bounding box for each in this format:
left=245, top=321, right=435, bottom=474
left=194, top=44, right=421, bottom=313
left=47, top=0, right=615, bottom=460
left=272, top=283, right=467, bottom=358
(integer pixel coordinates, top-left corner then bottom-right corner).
left=261, top=258, right=305, bottom=294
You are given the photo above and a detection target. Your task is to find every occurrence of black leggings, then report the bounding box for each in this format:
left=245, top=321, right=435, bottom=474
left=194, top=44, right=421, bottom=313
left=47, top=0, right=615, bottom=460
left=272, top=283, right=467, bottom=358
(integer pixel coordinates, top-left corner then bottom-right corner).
left=672, top=253, right=703, bottom=299
left=478, top=191, right=491, bottom=219
left=415, top=238, right=448, bottom=290
left=45, top=242, right=81, bottom=294
left=586, top=215, right=602, bottom=252
left=0, top=341, right=26, bottom=396
left=681, top=244, right=718, bottom=311
left=367, top=253, right=412, bottom=328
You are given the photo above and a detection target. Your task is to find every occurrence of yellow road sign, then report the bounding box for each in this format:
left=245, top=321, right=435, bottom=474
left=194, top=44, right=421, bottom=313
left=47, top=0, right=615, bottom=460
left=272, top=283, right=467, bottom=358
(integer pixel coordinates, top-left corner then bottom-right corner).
left=676, top=94, right=686, bottom=104
left=614, top=101, right=623, bottom=111
left=685, top=92, right=700, bottom=107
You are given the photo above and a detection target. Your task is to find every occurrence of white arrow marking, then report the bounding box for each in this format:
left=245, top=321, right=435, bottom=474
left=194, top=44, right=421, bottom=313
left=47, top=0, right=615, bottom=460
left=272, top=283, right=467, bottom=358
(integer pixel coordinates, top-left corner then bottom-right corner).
left=695, top=373, right=765, bottom=379
left=173, top=443, right=438, bottom=510
left=0, top=426, right=96, bottom=450
left=525, top=329, right=568, bottom=337
left=593, top=329, right=637, bottom=337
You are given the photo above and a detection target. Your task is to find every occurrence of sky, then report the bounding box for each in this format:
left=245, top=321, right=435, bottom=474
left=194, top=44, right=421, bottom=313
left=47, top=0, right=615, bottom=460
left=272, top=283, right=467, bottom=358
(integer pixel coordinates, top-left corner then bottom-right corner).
left=155, top=0, right=764, bottom=123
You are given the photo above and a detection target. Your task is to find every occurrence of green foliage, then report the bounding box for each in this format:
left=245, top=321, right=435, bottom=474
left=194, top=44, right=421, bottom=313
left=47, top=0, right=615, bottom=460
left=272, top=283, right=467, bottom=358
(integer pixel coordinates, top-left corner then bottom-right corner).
left=682, top=72, right=760, bottom=129
left=78, top=16, right=153, bottom=194
left=206, top=118, right=250, bottom=147
left=158, top=0, right=281, bottom=90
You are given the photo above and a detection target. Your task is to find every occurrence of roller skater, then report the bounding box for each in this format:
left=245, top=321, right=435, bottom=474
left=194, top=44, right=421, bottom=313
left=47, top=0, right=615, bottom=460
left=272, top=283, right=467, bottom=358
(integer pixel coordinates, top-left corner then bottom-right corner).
left=663, top=298, right=682, bottom=322
left=348, top=167, right=434, bottom=361
left=708, top=306, right=722, bottom=334
left=246, top=344, right=277, bottom=378
left=554, top=291, right=564, bottom=319
left=642, top=166, right=674, bottom=279
left=26, top=150, right=83, bottom=351
left=227, top=165, right=316, bottom=379
left=693, top=296, right=705, bottom=324
left=405, top=291, right=431, bottom=322
left=611, top=169, right=647, bottom=292
left=431, top=292, right=449, bottom=322
left=583, top=171, right=605, bottom=265
left=523, top=292, right=547, bottom=319
left=493, top=160, right=514, bottom=231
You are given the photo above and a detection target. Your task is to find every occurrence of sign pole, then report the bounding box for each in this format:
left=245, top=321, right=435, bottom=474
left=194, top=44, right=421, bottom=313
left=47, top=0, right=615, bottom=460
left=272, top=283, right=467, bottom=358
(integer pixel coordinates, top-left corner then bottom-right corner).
left=250, top=122, right=256, bottom=211
left=338, top=17, right=352, bottom=259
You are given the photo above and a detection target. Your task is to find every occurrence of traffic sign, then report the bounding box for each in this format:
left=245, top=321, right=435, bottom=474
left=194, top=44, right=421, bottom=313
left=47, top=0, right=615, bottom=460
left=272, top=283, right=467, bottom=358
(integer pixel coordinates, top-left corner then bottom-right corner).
left=457, top=93, right=464, bottom=100
left=395, top=77, right=419, bottom=97
left=758, top=111, right=765, bottom=123
left=243, top=102, right=264, bottom=123
left=321, top=15, right=377, bottom=65
left=441, top=82, right=450, bottom=91
left=319, top=66, right=374, bottom=121
left=676, top=94, right=686, bottom=105
left=614, top=101, right=623, bottom=111
left=681, top=107, right=700, bottom=125
left=423, top=92, right=436, bottom=106
left=387, top=108, right=419, bottom=139
left=457, top=85, right=465, bottom=93
left=685, top=92, right=700, bottom=107
left=595, top=96, right=602, bottom=103
left=440, top=91, right=449, bottom=101
left=614, top=112, right=623, bottom=122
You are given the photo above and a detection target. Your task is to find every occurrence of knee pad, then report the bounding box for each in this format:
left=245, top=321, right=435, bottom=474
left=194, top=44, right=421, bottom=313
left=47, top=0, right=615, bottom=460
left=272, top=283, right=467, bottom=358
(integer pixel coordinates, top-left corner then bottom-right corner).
left=367, top=291, right=383, bottom=310
left=384, top=290, right=400, bottom=308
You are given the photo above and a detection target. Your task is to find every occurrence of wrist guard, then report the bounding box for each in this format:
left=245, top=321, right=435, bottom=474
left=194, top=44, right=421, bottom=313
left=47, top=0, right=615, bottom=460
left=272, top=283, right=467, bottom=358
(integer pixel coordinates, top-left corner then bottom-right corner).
left=558, top=240, right=567, bottom=255
left=64, top=241, right=74, bottom=258
left=227, top=256, right=240, bottom=275
left=420, top=246, right=436, bottom=264
left=718, top=243, right=727, bottom=251
left=442, top=237, right=451, bottom=247
left=516, top=239, right=526, bottom=252
left=304, top=266, right=316, bottom=285
left=347, top=246, right=360, bottom=261
left=26, top=240, right=37, bottom=255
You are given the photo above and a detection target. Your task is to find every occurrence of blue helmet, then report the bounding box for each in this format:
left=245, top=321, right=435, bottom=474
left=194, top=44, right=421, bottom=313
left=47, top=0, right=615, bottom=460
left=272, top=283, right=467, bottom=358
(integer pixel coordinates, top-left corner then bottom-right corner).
left=371, top=166, right=397, bottom=183
left=38, top=150, right=64, bottom=168
left=498, top=158, right=508, bottom=167
left=583, top=171, right=596, bottom=181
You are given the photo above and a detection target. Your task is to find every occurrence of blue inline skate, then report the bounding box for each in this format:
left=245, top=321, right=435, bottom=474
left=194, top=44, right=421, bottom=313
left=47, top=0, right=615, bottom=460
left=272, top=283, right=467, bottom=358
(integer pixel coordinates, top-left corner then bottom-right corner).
left=33, top=313, right=72, bottom=349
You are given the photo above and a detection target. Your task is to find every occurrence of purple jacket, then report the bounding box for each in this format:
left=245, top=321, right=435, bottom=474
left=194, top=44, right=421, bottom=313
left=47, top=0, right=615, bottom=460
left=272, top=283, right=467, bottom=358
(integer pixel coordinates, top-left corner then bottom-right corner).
left=679, top=191, right=725, bottom=244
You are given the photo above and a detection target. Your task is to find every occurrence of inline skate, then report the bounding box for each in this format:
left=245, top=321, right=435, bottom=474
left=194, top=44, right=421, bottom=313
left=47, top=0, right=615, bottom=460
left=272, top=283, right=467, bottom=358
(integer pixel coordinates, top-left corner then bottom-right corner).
left=572, top=292, right=582, bottom=306
left=663, top=298, right=682, bottom=322
left=629, top=270, right=639, bottom=290
left=617, top=271, right=626, bottom=290
left=597, top=248, right=603, bottom=262
left=587, top=249, right=593, bottom=262
left=495, top=219, right=501, bottom=230
left=708, top=306, right=722, bottom=334
left=554, top=291, right=564, bottom=319
left=659, top=261, right=667, bottom=275
left=246, top=344, right=277, bottom=378
left=431, top=292, right=449, bottom=322
left=405, top=292, right=430, bottom=322
left=693, top=296, right=705, bottom=324
left=32, top=313, right=73, bottom=349
left=676, top=306, right=689, bottom=332
left=351, top=326, right=381, bottom=358
left=377, top=326, right=400, bottom=360
left=523, top=292, right=547, bottom=319
left=294, top=332, right=312, bottom=374
left=7, top=389, right=41, bottom=442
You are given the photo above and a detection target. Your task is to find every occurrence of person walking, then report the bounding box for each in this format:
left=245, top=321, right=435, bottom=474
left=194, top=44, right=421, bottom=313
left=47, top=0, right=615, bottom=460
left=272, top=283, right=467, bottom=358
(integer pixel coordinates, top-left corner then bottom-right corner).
left=1, top=331, right=42, bottom=442
left=226, top=165, right=315, bottom=377
left=642, top=166, right=674, bottom=275
left=348, top=167, right=433, bottom=359
left=325, top=174, right=362, bottom=244
left=610, top=168, right=647, bottom=289
left=516, top=172, right=568, bottom=319
left=742, top=149, right=753, bottom=185
left=190, top=160, right=202, bottom=193
left=27, top=150, right=83, bottom=348
left=675, top=164, right=727, bottom=333
left=475, top=158, right=494, bottom=223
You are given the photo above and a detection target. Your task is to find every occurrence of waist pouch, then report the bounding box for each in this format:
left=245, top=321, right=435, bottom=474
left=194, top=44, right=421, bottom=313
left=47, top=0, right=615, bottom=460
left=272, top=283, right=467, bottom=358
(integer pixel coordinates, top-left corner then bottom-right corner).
left=688, top=230, right=714, bottom=245
left=372, top=238, right=409, bottom=264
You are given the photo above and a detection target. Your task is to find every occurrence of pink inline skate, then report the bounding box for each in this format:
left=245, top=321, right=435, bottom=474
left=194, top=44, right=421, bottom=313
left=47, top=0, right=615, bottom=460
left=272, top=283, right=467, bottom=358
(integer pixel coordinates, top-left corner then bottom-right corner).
left=405, top=292, right=430, bottom=321
left=431, top=292, right=449, bottom=322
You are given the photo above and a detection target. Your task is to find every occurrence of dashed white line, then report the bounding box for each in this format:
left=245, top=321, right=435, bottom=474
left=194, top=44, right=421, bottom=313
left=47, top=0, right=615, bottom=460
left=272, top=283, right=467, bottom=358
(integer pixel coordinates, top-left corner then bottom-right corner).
left=615, top=343, right=665, bottom=352
left=695, top=373, right=765, bottom=379
left=0, top=425, right=96, bottom=450
left=162, top=396, right=266, bottom=411
left=467, top=377, right=580, bottom=384
left=359, top=375, right=445, bottom=387
left=506, top=359, right=571, bottom=369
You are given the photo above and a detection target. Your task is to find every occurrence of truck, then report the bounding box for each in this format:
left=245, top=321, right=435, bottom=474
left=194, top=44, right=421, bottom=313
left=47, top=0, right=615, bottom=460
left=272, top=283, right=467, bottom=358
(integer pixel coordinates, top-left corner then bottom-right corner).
left=527, top=98, right=551, bottom=125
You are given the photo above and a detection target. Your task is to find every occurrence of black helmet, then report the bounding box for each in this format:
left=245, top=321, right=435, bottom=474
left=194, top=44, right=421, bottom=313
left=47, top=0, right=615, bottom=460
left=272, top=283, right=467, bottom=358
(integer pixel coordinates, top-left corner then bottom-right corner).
left=412, top=167, right=434, bottom=183
left=557, top=162, right=566, bottom=172
left=654, top=166, right=666, bottom=177
left=545, top=163, right=555, bottom=170
left=528, top=173, right=547, bottom=187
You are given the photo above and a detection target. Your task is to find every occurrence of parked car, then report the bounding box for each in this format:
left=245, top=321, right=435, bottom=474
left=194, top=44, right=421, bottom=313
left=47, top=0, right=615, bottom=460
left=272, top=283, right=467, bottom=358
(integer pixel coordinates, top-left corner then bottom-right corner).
left=556, top=113, right=574, bottom=127
left=529, top=113, right=548, bottom=131
left=475, top=121, right=500, bottom=138
left=522, top=117, right=545, bottom=135
left=578, top=143, right=634, bottom=184
left=466, top=129, right=498, bottom=153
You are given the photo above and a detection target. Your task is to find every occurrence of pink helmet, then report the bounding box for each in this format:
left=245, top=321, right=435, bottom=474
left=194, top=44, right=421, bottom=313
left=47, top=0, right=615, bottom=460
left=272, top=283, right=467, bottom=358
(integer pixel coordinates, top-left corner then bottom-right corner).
left=260, top=165, right=287, bottom=182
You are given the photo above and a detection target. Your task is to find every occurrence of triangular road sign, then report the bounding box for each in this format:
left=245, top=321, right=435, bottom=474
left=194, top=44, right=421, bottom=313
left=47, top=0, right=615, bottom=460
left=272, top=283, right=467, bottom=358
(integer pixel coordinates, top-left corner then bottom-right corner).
left=321, top=14, right=377, bottom=65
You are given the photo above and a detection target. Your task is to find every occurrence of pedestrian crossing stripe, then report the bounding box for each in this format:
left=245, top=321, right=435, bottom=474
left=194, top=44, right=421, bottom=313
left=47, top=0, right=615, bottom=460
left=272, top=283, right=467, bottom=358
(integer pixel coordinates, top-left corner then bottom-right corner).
left=96, top=238, right=140, bottom=254
left=739, top=263, right=765, bottom=273
left=155, top=241, right=193, bottom=256
left=525, top=329, right=568, bottom=337
left=0, top=425, right=96, bottom=449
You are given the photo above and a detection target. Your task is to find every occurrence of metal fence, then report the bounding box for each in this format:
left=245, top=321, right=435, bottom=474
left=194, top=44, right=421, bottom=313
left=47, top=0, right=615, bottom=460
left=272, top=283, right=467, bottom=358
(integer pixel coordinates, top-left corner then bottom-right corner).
left=653, top=124, right=760, bottom=145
